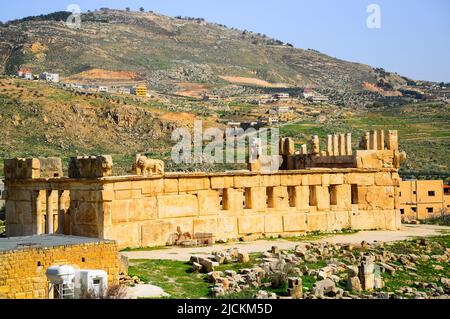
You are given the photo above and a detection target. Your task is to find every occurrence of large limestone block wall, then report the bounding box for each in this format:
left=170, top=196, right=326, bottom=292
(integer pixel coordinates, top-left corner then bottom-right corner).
left=0, top=241, right=120, bottom=299
left=99, top=169, right=401, bottom=249
left=3, top=169, right=402, bottom=249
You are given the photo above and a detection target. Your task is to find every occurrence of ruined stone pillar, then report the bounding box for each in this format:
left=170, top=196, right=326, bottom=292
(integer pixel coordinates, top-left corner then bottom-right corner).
left=327, top=135, right=333, bottom=156
left=339, top=134, right=346, bottom=156
left=46, top=190, right=55, bottom=234
left=386, top=130, right=398, bottom=150
left=300, top=144, right=307, bottom=155
left=279, top=138, right=286, bottom=155
left=363, top=132, right=370, bottom=150
left=57, top=190, right=67, bottom=234
left=332, top=134, right=339, bottom=156
left=369, top=130, right=378, bottom=150
left=310, top=135, right=320, bottom=155
left=377, top=130, right=385, bottom=150
left=285, top=138, right=295, bottom=155
left=345, top=133, right=352, bottom=155
left=32, top=190, right=43, bottom=235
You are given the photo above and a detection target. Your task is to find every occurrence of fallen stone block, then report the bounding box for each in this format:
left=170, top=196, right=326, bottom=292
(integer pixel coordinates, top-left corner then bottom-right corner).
left=312, top=278, right=336, bottom=297
left=192, top=262, right=203, bottom=273
left=238, top=252, right=250, bottom=263
left=199, top=257, right=219, bottom=272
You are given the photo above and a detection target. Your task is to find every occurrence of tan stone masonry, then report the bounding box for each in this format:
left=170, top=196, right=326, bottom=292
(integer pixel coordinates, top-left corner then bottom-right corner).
left=4, top=168, right=402, bottom=249
left=3, top=130, right=405, bottom=249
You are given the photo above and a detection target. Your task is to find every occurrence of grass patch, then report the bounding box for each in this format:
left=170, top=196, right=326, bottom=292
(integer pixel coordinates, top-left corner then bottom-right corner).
left=128, top=259, right=210, bottom=299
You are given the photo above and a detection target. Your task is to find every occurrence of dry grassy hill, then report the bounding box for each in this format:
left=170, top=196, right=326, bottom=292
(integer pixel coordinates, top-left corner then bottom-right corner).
left=0, top=9, right=406, bottom=96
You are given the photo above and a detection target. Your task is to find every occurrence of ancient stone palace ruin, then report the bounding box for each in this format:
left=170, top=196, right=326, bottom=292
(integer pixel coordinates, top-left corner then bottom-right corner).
left=3, top=130, right=405, bottom=249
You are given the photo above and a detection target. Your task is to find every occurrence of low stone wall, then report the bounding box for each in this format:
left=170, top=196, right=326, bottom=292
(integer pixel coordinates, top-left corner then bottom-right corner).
left=5, top=168, right=401, bottom=249
left=0, top=239, right=120, bottom=299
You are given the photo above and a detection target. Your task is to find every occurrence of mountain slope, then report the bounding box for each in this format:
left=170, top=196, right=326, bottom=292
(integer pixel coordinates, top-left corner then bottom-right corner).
left=0, top=9, right=406, bottom=94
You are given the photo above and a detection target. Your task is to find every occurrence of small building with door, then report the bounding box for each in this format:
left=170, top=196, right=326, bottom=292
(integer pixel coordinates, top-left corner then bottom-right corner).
left=0, top=234, right=120, bottom=299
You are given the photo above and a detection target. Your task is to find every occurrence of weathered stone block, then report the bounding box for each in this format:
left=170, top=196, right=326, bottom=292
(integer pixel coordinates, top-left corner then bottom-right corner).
left=217, top=217, right=238, bottom=237
left=374, top=172, right=394, bottom=186
left=329, top=174, right=344, bottom=185
left=272, top=186, right=289, bottom=210
left=178, top=177, right=210, bottom=192
left=307, top=212, right=329, bottom=231
left=264, top=215, right=283, bottom=233
left=245, top=187, right=266, bottom=212
left=164, top=178, right=178, bottom=193
left=210, top=176, right=234, bottom=189
left=111, top=200, right=130, bottom=223
left=261, top=174, right=281, bottom=187
left=198, top=190, right=220, bottom=215
left=158, top=194, right=198, bottom=218
left=334, top=184, right=352, bottom=210
left=193, top=217, right=218, bottom=235
left=4, top=157, right=62, bottom=180
left=294, top=186, right=310, bottom=210
left=308, top=174, right=322, bottom=186
left=222, top=188, right=243, bottom=213
left=69, top=155, right=112, bottom=178
left=129, top=197, right=157, bottom=221
left=238, top=216, right=264, bottom=234
left=283, top=214, right=307, bottom=232
left=234, top=175, right=260, bottom=188
left=141, top=220, right=175, bottom=247
left=280, top=174, right=302, bottom=186
left=133, top=179, right=164, bottom=196
left=73, top=202, right=99, bottom=225
left=346, top=173, right=375, bottom=186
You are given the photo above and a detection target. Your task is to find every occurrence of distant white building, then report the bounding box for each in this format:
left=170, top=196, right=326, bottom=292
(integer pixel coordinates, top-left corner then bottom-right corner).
left=40, top=72, right=60, bottom=83
left=98, top=86, right=109, bottom=93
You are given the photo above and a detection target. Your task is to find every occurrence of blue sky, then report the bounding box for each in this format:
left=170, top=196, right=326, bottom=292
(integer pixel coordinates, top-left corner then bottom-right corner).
left=1, top=0, right=449, bottom=82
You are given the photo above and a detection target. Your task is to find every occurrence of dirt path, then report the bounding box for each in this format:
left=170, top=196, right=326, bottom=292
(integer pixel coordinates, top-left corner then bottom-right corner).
left=122, top=224, right=449, bottom=262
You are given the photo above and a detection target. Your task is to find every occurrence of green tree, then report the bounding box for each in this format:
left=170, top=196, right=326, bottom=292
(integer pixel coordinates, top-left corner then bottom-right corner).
left=139, top=7, right=145, bottom=12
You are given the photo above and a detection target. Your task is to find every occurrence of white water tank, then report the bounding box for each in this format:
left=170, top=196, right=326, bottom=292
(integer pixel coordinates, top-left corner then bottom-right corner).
left=45, top=265, right=76, bottom=284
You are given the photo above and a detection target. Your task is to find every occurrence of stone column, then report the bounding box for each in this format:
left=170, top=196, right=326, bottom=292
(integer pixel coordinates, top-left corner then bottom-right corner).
left=300, top=144, right=307, bottom=155
left=310, top=135, right=320, bottom=155
left=33, top=190, right=43, bottom=235
left=346, top=133, right=352, bottom=156
left=363, top=132, right=370, bottom=150
left=57, top=190, right=66, bottom=234
left=332, top=134, right=339, bottom=156
left=369, top=130, right=378, bottom=150
left=377, top=130, right=385, bottom=150
left=327, top=135, right=333, bottom=156
left=46, top=190, right=55, bottom=234
left=386, top=130, right=398, bottom=150
left=285, top=138, right=295, bottom=155
left=339, top=134, right=346, bottom=156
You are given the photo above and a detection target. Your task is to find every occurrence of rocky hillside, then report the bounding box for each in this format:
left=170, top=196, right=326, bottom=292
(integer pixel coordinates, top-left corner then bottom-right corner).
left=0, top=9, right=407, bottom=95
left=0, top=76, right=196, bottom=175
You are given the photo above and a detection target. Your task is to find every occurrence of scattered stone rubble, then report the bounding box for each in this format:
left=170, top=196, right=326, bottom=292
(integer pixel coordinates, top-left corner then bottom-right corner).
left=188, top=239, right=450, bottom=299
left=119, top=273, right=144, bottom=286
